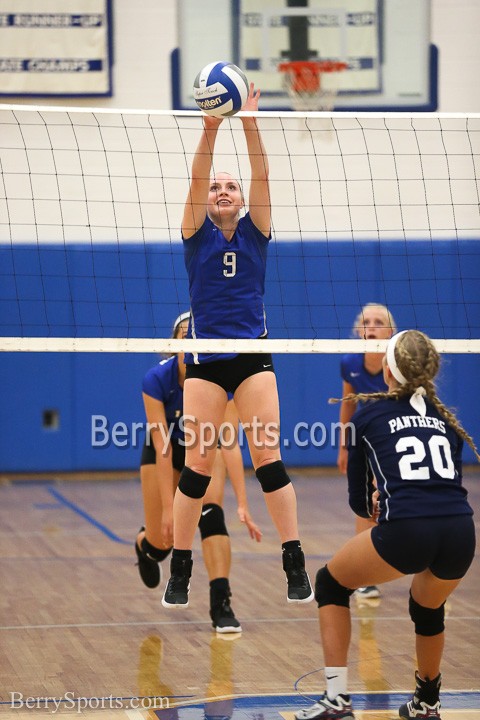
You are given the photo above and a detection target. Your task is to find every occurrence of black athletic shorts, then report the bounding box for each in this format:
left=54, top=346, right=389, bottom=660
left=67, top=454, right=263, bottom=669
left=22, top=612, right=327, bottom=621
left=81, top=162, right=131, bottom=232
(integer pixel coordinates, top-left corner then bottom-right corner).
left=185, top=352, right=275, bottom=394
left=140, top=437, right=185, bottom=472
left=371, top=514, right=476, bottom=579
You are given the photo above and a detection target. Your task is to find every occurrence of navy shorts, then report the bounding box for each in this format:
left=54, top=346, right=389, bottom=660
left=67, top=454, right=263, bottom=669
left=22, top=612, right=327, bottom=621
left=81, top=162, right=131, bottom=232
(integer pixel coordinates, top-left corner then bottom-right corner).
left=185, top=352, right=275, bottom=394
left=371, top=514, right=476, bottom=580
left=140, top=438, right=185, bottom=472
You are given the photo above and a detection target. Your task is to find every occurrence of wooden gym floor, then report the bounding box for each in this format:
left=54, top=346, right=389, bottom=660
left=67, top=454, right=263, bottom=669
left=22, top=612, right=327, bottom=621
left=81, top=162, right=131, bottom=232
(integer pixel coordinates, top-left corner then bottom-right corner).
left=0, top=469, right=479, bottom=719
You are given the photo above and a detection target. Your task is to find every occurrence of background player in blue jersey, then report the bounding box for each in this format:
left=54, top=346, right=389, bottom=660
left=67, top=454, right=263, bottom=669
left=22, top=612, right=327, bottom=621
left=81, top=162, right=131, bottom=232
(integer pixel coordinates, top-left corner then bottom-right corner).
left=163, top=84, right=313, bottom=609
left=135, top=313, right=261, bottom=633
left=337, top=303, right=396, bottom=599
left=296, top=330, right=478, bottom=720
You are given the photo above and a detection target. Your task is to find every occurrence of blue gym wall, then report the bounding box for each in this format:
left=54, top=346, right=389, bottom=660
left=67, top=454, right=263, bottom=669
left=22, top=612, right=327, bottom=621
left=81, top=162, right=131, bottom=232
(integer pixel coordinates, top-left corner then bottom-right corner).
left=1, top=239, right=479, bottom=472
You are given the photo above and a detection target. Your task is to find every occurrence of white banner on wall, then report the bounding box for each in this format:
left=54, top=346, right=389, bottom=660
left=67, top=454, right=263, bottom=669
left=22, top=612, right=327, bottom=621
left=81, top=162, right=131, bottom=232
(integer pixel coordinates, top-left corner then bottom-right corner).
left=0, top=0, right=112, bottom=96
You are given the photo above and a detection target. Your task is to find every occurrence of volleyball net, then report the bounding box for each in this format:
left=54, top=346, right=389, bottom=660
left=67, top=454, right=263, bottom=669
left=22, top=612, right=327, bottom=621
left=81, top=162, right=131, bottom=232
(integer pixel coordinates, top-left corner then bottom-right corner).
left=1, top=105, right=479, bottom=355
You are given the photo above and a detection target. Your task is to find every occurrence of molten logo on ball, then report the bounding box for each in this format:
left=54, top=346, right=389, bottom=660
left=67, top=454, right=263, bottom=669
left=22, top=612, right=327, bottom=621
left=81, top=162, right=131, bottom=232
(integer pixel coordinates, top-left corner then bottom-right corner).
left=193, top=61, right=249, bottom=117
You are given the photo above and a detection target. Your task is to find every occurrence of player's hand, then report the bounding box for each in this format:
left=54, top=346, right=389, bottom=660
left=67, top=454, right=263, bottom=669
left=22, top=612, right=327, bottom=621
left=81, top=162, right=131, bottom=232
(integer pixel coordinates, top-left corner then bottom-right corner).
left=238, top=505, right=262, bottom=542
left=203, top=114, right=223, bottom=129
left=371, top=489, right=381, bottom=523
left=160, top=510, right=174, bottom=547
left=242, top=82, right=261, bottom=112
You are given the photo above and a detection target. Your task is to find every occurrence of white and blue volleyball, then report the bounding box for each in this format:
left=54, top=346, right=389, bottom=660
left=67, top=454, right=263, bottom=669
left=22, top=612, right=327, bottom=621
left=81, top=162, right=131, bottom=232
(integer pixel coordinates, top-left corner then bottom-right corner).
left=193, top=61, right=249, bottom=117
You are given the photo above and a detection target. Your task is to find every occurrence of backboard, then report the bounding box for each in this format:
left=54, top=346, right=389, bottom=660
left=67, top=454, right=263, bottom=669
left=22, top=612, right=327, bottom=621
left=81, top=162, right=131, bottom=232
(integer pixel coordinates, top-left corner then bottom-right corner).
left=173, top=0, right=437, bottom=111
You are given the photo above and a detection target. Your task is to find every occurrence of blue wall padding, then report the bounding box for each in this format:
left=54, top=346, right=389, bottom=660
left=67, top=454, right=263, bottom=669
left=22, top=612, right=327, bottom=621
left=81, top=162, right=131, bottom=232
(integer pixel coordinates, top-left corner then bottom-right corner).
left=1, top=239, right=478, bottom=471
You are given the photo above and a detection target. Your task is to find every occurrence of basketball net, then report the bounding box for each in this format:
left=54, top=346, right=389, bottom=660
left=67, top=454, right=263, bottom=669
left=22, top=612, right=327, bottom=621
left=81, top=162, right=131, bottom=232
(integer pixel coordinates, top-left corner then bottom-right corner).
left=278, top=60, right=348, bottom=112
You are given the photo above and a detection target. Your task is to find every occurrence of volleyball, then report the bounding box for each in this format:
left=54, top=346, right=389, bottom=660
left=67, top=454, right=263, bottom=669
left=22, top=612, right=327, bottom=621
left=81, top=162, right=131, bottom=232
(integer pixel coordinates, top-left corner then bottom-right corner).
left=193, top=61, right=249, bottom=117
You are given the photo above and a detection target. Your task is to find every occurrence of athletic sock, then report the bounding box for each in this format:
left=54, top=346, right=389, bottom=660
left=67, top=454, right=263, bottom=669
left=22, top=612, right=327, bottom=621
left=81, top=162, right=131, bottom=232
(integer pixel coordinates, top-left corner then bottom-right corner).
left=325, top=667, right=348, bottom=700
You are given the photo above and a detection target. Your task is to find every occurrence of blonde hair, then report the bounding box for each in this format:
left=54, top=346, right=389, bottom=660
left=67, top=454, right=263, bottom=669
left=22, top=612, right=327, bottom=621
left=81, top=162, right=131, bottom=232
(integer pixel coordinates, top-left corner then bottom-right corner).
left=352, top=303, right=397, bottom=337
left=332, top=329, right=480, bottom=462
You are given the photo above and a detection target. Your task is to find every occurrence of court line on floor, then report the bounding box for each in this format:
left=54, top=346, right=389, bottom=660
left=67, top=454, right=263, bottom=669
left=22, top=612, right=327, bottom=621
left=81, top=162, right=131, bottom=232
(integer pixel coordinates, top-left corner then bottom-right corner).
left=1, top=615, right=479, bottom=631
left=2, top=691, right=479, bottom=711
left=46, top=486, right=130, bottom=544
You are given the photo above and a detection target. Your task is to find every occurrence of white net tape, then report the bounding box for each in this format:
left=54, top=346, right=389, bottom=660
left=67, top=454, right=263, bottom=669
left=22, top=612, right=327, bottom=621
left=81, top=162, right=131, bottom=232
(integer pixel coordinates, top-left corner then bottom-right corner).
left=1, top=338, right=479, bottom=354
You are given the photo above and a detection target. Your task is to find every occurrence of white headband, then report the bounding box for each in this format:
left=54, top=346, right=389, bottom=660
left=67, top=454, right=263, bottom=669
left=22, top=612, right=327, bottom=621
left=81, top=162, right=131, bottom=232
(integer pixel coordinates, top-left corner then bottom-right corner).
left=386, top=331, right=408, bottom=385
left=387, top=330, right=428, bottom=416
left=172, top=311, right=190, bottom=335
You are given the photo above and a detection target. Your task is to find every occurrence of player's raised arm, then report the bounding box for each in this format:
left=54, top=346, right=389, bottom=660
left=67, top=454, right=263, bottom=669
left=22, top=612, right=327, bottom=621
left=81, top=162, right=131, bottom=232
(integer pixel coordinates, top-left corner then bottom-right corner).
left=182, top=115, right=223, bottom=239
left=240, top=83, right=271, bottom=238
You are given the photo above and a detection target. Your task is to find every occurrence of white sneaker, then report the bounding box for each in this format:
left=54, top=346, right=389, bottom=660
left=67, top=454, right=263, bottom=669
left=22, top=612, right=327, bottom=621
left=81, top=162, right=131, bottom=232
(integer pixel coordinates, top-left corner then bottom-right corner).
left=294, top=693, right=354, bottom=719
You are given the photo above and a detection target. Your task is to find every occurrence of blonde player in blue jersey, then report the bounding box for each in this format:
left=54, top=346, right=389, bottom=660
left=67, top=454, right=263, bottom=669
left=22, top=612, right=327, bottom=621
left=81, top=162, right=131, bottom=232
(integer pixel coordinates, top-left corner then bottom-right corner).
left=295, top=330, right=478, bottom=720
left=162, top=83, right=314, bottom=609
left=337, top=303, right=396, bottom=600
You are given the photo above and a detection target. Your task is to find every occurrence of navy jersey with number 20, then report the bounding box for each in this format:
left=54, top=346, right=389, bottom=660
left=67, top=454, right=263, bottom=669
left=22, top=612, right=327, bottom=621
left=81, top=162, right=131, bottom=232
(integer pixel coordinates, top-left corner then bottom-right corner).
left=348, top=396, right=472, bottom=522
left=183, top=213, right=270, bottom=365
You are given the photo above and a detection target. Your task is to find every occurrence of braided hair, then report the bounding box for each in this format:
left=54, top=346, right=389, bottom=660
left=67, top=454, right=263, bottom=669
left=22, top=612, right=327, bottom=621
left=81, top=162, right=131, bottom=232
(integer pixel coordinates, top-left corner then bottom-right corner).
left=331, top=330, right=480, bottom=462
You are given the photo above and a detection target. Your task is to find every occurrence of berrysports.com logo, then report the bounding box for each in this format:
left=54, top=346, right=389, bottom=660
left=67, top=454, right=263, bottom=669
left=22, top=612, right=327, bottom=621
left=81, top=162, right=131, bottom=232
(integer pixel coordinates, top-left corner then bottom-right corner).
left=90, top=414, right=355, bottom=453
left=9, top=692, right=170, bottom=713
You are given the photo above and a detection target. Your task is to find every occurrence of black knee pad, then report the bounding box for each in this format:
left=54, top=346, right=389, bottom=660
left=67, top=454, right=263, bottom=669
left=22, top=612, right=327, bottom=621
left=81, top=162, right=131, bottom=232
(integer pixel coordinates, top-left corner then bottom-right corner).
left=178, top=466, right=211, bottom=499
left=141, top=537, right=172, bottom=563
left=198, top=503, right=229, bottom=540
left=255, top=460, right=291, bottom=493
left=409, top=592, right=445, bottom=636
left=315, top=565, right=354, bottom=608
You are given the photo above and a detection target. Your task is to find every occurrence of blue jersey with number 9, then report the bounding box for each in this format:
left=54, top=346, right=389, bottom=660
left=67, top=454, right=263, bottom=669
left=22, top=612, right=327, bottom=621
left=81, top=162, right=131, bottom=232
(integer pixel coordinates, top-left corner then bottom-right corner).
left=183, top=213, right=270, bottom=365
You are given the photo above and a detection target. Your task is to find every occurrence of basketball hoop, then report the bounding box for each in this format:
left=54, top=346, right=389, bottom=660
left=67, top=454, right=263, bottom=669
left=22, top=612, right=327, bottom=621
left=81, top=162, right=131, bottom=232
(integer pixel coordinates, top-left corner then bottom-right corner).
left=278, top=60, right=348, bottom=112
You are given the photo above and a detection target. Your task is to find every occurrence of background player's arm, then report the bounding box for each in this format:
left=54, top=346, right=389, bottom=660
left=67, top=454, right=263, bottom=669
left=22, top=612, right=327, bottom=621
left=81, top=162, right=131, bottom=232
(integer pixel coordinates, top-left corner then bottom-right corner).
left=347, top=434, right=375, bottom=518
left=337, top=380, right=357, bottom=473
left=142, top=392, right=176, bottom=545
left=221, top=400, right=262, bottom=542
left=182, top=116, right=223, bottom=239
left=241, top=84, right=270, bottom=238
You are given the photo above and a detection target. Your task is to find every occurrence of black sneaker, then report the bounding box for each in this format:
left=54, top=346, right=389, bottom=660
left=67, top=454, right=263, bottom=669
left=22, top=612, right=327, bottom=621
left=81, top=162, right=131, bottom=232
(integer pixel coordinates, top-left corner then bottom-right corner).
left=210, top=597, right=242, bottom=634
left=399, top=672, right=442, bottom=719
left=294, top=693, right=354, bottom=719
left=135, top=528, right=160, bottom=589
left=161, top=554, right=192, bottom=608
left=282, top=548, right=314, bottom=603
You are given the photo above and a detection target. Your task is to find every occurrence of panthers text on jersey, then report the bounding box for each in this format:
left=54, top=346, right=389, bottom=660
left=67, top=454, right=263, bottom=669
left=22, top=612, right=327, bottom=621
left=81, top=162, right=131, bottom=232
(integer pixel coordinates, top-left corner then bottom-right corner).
left=347, top=395, right=471, bottom=522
